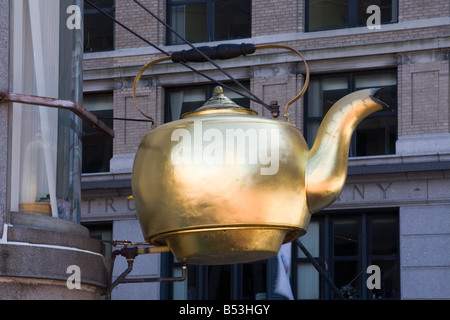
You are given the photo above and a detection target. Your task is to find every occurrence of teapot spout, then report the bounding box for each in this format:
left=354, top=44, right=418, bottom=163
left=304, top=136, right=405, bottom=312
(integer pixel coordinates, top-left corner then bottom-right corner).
left=306, top=88, right=389, bottom=213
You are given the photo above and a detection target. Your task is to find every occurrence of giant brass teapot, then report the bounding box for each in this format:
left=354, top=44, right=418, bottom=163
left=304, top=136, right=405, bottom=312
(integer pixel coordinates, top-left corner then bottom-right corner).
left=131, top=45, right=388, bottom=265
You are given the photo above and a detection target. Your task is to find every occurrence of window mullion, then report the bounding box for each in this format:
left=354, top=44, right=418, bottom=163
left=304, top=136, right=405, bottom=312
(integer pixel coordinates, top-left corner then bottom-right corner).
left=348, top=0, right=357, bottom=28
left=361, top=213, right=368, bottom=300
left=207, top=0, right=215, bottom=41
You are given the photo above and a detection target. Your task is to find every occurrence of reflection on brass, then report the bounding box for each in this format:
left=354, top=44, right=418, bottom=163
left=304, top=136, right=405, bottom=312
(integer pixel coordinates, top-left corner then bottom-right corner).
left=131, top=45, right=387, bottom=265
left=131, top=84, right=387, bottom=265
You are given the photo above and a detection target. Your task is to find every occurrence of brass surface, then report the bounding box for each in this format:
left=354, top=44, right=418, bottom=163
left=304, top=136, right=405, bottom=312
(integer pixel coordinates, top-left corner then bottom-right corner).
left=131, top=49, right=387, bottom=265
left=132, top=110, right=310, bottom=264
left=306, top=88, right=387, bottom=213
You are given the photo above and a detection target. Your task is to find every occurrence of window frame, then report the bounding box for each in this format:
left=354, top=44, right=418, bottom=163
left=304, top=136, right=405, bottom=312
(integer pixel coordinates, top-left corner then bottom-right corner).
left=82, top=92, right=114, bottom=174
left=166, top=0, right=252, bottom=45
left=84, top=0, right=116, bottom=53
left=164, top=81, right=251, bottom=123
left=305, top=0, right=399, bottom=32
left=292, top=209, right=400, bottom=300
left=161, top=256, right=270, bottom=300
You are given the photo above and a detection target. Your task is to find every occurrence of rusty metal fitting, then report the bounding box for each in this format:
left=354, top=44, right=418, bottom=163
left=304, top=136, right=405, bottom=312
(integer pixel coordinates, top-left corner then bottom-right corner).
left=269, top=101, right=281, bottom=119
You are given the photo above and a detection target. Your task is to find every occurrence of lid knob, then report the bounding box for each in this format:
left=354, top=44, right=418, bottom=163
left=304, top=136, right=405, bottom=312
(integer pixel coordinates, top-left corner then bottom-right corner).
left=214, top=86, right=224, bottom=95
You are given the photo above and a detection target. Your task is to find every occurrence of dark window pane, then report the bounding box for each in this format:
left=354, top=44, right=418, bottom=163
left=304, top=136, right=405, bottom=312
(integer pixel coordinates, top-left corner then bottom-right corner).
left=84, top=0, right=115, bottom=52
left=371, top=217, right=398, bottom=256
left=208, top=265, right=232, bottom=299
left=369, top=260, right=400, bottom=299
left=355, top=72, right=397, bottom=155
left=82, top=110, right=113, bottom=173
left=168, top=87, right=207, bottom=121
left=168, top=0, right=251, bottom=44
left=355, top=116, right=397, bottom=156
left=307, top=0, right=397, bottom=31
left=334, top=218, right=359, bottom=256
left=242, top=262, right=267, bottom=300
left=308, top=0, right=348, bottom=31
left=82, top=94, right=113, bottom=173
left=215, top=0, right=251, bottom=41
left=166, top=82, right=250, bottom=122
left=334, top=261, right=361, bottom=299
left=169, top=3, right=207, bottom=44
left=357, top=0, right=398, bottom=27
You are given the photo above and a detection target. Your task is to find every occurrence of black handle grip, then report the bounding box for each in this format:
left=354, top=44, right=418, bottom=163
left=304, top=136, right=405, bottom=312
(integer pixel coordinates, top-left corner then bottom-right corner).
left=171, top=43, right=256, bottom=63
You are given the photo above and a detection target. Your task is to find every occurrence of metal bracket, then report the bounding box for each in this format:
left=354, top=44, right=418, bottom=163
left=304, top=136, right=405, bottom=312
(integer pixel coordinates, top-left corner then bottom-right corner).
left=295, top=239, right=345, bottom=300
left=105, top=241, right=187, bottom=300
left=0, top=91, right=115, bottom=138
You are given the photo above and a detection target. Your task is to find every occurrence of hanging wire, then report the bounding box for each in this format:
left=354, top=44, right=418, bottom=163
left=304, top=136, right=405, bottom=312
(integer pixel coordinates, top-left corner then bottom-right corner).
left=131, top=0, right=271, bottom=110
left=84, top=0, right=270, bottom=110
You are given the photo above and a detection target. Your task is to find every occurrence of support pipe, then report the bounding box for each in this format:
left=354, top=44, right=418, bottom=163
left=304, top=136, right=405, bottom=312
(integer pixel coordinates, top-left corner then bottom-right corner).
left=295, top=239, right=345, bottom=300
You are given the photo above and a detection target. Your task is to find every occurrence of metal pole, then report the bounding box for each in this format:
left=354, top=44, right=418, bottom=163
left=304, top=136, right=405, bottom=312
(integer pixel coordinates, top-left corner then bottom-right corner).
left=295, top=239, right=345, bottom=300
left=0, top=91, right=114, bottom=138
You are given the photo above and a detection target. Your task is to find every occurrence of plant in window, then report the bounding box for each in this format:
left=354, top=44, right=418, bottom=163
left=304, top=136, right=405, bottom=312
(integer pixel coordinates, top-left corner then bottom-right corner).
left=340, top=285, right=359, bottom=299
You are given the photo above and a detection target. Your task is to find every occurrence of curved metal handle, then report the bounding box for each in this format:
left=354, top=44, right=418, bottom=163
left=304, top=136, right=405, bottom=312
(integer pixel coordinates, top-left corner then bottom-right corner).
left=254, top=44, right=310, bottom=123
left=132, top=56, right=171, bottom=128
left=132, top=44, right=310, bottom=127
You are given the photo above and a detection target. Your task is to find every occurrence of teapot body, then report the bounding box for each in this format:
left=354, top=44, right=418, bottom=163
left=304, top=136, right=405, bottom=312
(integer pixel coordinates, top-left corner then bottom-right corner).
left=132, top=112, right=311, bottom=265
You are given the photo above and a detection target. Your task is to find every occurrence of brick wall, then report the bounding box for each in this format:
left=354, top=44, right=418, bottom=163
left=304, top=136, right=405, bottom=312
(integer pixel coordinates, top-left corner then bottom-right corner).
left=399, top=0, right=450, bottom=22
left=251, top=66, right=305, bottom=129
left=113, top=86, right=161, bottom=154
left=115, top=0, right=165, bottom=50
left=398, top=51, right=450, bottom=136
left=252, top=0, right=303, bottom=36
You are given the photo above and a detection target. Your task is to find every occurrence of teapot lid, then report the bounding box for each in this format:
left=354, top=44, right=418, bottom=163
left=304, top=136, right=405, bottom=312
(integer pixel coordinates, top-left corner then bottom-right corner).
left=182, top=86, right=258, bottom=118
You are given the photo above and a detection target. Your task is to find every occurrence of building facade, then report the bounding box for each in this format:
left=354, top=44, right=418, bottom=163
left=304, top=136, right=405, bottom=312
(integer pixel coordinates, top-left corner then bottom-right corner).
left=81, top=0, right=450, bottom=300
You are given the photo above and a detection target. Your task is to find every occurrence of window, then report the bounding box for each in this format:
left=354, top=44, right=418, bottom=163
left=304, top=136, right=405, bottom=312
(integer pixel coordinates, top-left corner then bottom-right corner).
left=167, top=0, right=251, bottom=45
left=83, top=223, right=113, bottom=259
left=84, top=0, right=115, bottom=52
left=10, top=0, right=83, bottom=223
left=162, top=256, right=269, bottom=300
left=293, top=210, right=400, bottom=300
left=82, top=93, right=114, bottom=173
left=306, top=0, right=398, bottom=31
left=305, top=70, right=397, bottom=157
left=165, top=82, right=250, bottom=122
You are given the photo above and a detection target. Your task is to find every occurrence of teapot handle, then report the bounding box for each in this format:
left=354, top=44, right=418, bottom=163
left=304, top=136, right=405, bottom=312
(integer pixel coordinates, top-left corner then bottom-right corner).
left=132, top=56, right=172, bottom=129
left=254, top=44, right=310, bottom=123
left=132, top=45, right=310, bottom=127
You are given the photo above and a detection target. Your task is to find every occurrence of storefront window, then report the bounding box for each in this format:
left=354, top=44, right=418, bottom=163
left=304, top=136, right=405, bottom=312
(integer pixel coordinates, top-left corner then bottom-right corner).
left=293, top=210, right=400, bottom=300
left=10, top=0, right=84, bottom=223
